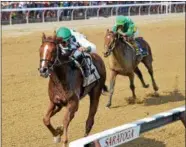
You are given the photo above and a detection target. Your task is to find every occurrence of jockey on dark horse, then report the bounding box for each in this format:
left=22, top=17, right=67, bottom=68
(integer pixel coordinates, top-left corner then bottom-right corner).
left=112, top=15, right=143, bottom=60
left=56, top=27, right=95, bottom=78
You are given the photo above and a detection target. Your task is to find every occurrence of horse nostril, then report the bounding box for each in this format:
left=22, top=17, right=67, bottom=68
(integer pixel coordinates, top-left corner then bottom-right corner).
left=43, top=68, right=47, bottom=72
left=40, top=67, right=47, bottom=73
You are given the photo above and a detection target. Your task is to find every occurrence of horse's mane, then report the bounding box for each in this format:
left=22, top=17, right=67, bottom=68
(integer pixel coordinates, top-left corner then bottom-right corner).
left=107, top=30, right=134, bottom=52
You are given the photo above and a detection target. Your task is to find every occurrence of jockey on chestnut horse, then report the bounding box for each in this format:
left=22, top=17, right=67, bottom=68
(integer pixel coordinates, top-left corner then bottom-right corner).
left=38, top=28, right=107, bottom=147
left=56, top=27, right=96, bottom=80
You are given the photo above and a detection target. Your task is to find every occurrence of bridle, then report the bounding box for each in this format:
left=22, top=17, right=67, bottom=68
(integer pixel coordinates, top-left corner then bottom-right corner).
left=40, top=39, right=73, bottom=72
left=104, top=31, right=117, bottom=57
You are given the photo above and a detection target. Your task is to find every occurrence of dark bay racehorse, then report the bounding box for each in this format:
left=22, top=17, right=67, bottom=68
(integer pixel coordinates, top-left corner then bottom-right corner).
left=38, top=32, right=107, bottom=147
left=104, top=29, right=159, bottom=107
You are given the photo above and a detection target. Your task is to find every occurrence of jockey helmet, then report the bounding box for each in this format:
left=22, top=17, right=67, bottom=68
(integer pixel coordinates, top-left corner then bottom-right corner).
left=56, top=27, right=72, bottom=42
left=116, top=15, right=127, bottom=26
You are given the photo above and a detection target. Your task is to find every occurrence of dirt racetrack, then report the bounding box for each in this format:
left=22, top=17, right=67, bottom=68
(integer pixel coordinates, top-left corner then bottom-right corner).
left=2, top=14, right=185, bottom=147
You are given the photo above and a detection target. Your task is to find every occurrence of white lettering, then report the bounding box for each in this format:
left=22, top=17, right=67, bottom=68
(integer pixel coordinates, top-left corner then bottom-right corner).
left=102, top=127, right=138, bottom=147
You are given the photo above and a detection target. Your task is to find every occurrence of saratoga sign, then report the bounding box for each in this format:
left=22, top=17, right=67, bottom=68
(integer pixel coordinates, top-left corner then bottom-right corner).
left=98, top=125, right=140, bottom=147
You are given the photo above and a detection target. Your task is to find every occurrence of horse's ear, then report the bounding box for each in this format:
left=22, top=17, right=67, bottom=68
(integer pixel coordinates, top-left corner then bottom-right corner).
left=42, top=33, right=46, bottom=43
left=107, top=29, right=109, bottom=33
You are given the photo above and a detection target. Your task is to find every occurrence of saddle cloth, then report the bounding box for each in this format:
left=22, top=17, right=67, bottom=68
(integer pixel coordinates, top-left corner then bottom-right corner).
left=125, top=38, right=149, bottom=57
left=135, top=38, right=149, bottom=56
left=81, top=52, right=100, bottom=87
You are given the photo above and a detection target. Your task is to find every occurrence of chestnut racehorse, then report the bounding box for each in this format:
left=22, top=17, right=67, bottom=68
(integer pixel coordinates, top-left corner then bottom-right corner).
left=38, top=32, right=107, bottom=147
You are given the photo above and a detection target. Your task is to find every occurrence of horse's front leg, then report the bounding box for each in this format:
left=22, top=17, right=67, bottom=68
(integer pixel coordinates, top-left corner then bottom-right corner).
left=62, top=98, right=79, bottom=147
left=106, top=70, right=117, bottom=108
left=43, top=101, right=62, bottom=137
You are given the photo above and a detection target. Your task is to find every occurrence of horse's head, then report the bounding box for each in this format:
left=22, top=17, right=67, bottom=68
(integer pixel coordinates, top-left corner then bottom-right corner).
left=39, top=32, right=57, bottom=78
left=103, top=29, right=117, bottom=57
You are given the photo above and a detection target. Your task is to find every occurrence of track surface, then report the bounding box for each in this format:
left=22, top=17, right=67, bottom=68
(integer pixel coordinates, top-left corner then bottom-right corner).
left=2, top=14, right=185, bottom=147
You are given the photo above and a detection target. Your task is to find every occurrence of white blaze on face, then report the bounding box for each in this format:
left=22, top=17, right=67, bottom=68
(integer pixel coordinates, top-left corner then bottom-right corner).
left=41, top=44, right=49, bottom=67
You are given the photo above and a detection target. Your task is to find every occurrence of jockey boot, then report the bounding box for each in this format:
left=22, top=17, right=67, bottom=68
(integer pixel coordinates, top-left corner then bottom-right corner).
left=81, top=57, right=92, bottom=78
left=130, top=40, right=140, bottom=55
left=70, top=55, right=85, bottom=77
left=130, top=40, right=142, bottom=61
left=136, top=47, right=141, bottom=56
left=75, top=55, right=90, bottom=78
left=82, top=64, right=90, bottom=77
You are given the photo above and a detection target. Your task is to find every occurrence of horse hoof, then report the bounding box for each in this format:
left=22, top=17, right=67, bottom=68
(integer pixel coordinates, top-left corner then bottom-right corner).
left=154, top=86, right=159, bottom=91
left=84, top=133, right=88, bottom=137
left=154, top=91, right=160, bottom=97
left=53, top=135, right=61, bottom=143
left=143, top=84, right=149, bottom=88
left=106, top=104, right=111, bottom=108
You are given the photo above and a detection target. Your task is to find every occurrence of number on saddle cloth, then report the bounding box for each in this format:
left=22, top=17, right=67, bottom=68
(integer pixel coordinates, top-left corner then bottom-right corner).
left=81, top=52, right=100, bottom=87
left=81, top=53, right=93, bottom=73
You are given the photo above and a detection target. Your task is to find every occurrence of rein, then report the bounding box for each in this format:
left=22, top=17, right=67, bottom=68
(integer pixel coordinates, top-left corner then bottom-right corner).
left=108, top=41, right=116, bottom=52
left=49, top=46, right=74, bottom=71
left=105, top=32, right=133, bottom=56
left=42, top=39, right=73, bottom=101
left=41, top=39, right=73, bottom=71
left=104, top=33, right=117, bottom=57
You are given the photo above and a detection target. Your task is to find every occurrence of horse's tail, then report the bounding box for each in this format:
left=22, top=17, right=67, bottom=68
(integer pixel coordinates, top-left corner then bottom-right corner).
left=148, top=47, right=153, bottom=61
left=145, top=41, right=153, bottom=62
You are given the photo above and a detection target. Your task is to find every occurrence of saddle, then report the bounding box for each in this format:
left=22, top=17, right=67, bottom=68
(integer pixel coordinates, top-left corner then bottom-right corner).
left=74, top=52, right=100, bottom=87
left=135, top=37, right=149, bottom=57
left=123, top=37, right=149, bottom=57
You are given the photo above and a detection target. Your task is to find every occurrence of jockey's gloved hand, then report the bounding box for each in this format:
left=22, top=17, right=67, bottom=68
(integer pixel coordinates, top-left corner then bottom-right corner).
left=117, top=29, right=127, bottom=37
left=59, top=43, right=69, bottom=50
left=78, top=47, right=87, bottom=52
left=78, top=46, right=91, bottom=52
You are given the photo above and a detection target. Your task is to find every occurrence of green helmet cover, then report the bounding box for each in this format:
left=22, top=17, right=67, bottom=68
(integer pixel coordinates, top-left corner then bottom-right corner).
left=116, top=15, right=127, bottom=26
left=56, top=27, right=72, bottom=41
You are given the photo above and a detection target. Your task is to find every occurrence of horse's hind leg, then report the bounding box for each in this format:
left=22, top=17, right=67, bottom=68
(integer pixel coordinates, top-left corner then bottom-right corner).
left=142, top=59, right=159, bottom=92
left=43, top=101, right=62, bottom=137
left=106, top=70, right=117, bottom=108
left=134, top=66, right=149, bottom=88
left=62, top=98, right=79, bottom=147
left=85, top=86, right=102, bottom=136
left=128, top=73, right=136, bottom=103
